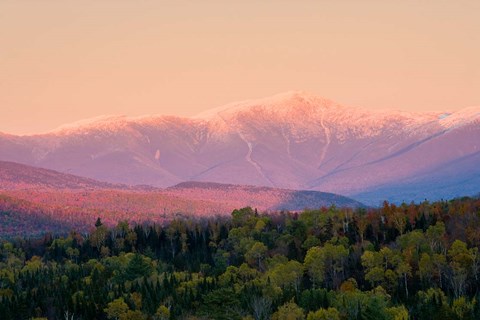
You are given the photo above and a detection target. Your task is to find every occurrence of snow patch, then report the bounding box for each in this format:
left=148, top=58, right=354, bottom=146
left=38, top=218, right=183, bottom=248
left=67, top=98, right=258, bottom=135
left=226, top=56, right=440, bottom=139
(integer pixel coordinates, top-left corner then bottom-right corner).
left=237, top=131, right=274, bottom=187
left=318, top=106, right=331, bottom=168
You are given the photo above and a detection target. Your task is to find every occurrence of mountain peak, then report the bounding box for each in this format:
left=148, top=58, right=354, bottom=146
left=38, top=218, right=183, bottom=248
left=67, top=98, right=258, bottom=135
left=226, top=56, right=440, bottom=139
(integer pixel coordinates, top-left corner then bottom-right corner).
left=193, top=91, right=337, bottom=120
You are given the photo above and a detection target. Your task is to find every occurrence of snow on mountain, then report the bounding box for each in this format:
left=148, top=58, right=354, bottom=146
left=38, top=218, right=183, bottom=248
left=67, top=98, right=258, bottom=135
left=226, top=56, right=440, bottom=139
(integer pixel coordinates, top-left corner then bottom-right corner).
left=51, top=115, right=128, bottom=133
left=0, top=91, right=478, bottom=205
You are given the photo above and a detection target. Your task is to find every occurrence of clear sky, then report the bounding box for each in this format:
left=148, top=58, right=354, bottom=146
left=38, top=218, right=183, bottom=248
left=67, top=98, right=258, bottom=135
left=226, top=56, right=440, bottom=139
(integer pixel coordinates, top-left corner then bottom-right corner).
left=1, top=1, right=479, bottom=135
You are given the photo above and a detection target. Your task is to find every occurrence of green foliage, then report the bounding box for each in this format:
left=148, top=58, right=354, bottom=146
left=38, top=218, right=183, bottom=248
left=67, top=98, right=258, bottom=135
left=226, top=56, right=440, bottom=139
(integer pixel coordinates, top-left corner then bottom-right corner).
left=306, top=307, right=340, bottom=320
left=125, top=253, right=153, bottom=281
left=105, top=297, right=129, bottom=320
left=245, top=241, right=268, bottom=270
left=269, top=260, right=303, bottom=293
left=386, top=306, right=409, bottom=320
left=1, top=198, right=480, bottom=319
left=198, top=287, right=241, bottom=320
left=154, top=305, right=170, bottom=320
left=272, top=301, right=304, bottom=320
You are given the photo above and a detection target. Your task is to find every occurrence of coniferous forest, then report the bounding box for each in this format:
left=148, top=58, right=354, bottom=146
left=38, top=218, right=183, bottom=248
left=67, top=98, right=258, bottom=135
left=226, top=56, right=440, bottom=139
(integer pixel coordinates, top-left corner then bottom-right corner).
left=1, top=197, right=480, bottom=320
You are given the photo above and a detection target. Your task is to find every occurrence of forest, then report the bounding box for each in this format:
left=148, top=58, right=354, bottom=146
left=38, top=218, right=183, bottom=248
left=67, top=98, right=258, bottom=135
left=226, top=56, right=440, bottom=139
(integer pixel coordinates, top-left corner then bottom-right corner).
left=1, top=197, right=480, bottom=319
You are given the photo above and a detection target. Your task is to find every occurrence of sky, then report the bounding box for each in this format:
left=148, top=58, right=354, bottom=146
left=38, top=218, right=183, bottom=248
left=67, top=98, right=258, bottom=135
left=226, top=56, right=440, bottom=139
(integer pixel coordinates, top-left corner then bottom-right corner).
left=1, top=1, right=479, bottom=135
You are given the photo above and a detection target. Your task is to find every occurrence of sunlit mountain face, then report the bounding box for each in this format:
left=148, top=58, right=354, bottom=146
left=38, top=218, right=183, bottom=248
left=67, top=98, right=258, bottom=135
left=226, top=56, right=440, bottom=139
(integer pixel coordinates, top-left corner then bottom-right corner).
left=1, top=91, right=479, bottom=205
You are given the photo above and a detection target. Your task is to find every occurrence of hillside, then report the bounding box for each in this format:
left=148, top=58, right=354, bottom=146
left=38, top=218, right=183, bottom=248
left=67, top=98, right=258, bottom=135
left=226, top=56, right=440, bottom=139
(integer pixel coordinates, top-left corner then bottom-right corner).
left=0, top=162, right=363, bottom=236
left=0, top=160, right=127, bottom=190
left=167, top=181, right=364, bottom=210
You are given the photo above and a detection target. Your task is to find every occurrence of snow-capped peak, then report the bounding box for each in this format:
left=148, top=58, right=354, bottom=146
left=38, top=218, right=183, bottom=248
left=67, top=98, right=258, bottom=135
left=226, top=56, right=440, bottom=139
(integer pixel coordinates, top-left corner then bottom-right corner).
left=193, top=91, right=337, bottom=120
left=39, top=92, right=479, bottom=137
left=439, top=105, right=480, bottom=128
left=51, top=115, right=128, bottom=133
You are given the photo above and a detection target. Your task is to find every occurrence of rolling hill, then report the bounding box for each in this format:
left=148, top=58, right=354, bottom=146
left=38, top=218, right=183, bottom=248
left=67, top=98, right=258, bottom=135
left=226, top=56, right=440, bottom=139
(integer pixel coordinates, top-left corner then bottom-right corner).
left=0, top=160, right=127, bottom=190
left=0, top=161, right=363, bottom=236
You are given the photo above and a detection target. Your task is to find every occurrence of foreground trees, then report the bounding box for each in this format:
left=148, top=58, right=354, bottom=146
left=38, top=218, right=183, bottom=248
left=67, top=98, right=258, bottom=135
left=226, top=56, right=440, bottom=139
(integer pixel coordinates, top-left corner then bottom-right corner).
left=0, top=197, right=480, bottom=319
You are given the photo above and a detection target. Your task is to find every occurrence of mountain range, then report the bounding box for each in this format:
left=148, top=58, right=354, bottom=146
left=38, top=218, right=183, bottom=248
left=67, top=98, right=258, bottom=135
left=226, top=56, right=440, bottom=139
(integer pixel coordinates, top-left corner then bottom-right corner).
left=1, top=91, right=479, bottom=205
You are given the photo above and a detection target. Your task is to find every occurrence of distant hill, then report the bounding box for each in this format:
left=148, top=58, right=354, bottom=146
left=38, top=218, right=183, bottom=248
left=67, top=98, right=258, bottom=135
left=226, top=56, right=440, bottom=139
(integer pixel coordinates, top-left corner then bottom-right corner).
left=0, top=162, right=364, bottom=236
left=167, top=181, right=364, bottom=210
left=0, top=161, right=363, bottom=210
left=0, top=160, right=126, bottom=190
left=1, top=91, right=478, bottom=204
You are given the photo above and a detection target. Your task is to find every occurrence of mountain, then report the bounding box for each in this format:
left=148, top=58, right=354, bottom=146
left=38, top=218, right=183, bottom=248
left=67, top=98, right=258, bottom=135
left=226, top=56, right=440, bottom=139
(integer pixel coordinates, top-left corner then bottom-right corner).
left=0, top=91, right=479, bottom=204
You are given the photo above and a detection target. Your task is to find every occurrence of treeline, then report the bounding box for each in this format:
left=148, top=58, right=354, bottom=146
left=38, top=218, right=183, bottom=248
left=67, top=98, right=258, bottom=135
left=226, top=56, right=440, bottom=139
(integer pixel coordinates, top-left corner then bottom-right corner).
left=0, top=197, right=480, bottom=319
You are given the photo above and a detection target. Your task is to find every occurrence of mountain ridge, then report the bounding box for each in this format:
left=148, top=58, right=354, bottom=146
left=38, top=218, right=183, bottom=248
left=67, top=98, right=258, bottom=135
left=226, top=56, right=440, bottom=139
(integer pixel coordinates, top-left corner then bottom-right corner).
left=1, top=91, right=478, bottom=204
left=10, top=91, right=478, bottom=137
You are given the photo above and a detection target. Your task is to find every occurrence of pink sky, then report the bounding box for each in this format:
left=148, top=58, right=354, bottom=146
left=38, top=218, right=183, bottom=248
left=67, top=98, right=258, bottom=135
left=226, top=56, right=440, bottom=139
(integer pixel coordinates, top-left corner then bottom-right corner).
left=1, top=1, right=479, bottom=135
